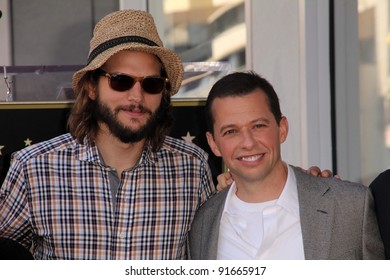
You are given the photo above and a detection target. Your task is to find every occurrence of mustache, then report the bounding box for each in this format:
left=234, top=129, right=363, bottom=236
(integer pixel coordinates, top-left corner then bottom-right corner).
left=116, top=104, right=152, bottom=115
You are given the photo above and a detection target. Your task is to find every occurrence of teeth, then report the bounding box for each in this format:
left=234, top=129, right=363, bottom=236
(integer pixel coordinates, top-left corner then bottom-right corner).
left=240, top=155, right=262, bottom=161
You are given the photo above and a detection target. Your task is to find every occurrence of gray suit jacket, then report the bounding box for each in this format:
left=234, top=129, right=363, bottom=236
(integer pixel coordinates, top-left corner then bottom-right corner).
left=188, top=166, right=384, bottom=259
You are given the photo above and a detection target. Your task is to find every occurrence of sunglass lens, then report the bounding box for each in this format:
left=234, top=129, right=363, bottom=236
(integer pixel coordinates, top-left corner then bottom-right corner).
left=110, top=74, right=135, bottom=91
left=142, top=78, right=165, bottom=94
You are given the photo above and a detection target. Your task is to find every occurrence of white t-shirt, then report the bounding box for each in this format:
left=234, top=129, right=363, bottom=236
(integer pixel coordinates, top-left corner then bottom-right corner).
left=217, top=165, right=305, bottom=260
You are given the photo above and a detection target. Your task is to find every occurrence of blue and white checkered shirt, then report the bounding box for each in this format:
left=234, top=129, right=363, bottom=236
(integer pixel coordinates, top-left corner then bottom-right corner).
left=0, top=133, right=215, bottom=259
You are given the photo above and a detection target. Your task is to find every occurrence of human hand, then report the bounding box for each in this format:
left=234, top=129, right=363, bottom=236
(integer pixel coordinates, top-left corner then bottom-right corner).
left=304, top=166, right=340, bottom=179
left=216, top=172, right=233, bottom=192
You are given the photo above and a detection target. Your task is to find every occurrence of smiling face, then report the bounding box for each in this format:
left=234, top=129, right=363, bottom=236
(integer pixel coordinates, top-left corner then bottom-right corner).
left=206, top=89, right=288, bottom=187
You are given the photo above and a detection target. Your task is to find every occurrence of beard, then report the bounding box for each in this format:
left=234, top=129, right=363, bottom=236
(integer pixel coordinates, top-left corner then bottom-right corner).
left=94, top=96, right=162, bottom=144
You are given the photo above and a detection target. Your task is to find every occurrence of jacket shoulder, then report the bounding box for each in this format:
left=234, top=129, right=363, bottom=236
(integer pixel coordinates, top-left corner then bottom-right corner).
left=291, top=165, right=368, bottom=198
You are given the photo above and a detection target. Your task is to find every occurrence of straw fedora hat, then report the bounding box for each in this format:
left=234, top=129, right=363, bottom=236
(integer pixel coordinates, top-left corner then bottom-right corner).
left=72, top=9, right=183, bottom=96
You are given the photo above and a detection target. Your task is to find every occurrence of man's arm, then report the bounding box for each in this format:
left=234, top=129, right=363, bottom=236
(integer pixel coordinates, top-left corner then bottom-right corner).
left=0, top=158, right=32, bottom=250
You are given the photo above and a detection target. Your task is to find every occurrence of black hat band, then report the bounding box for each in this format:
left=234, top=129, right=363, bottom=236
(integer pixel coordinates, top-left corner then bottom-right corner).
left=87, top=36, right=159, bottom=64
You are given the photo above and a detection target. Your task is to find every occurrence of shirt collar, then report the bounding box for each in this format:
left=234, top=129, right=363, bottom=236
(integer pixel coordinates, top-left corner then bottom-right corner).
left=75, top=136, right=156, bottom=167
left=223, top=164, right=300, bottom=218
left=276, top=164, right=300, bottom=218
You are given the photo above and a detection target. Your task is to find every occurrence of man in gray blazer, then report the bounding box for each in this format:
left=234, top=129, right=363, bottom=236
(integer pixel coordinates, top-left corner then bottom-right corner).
left=188, top=71, right=384, bottom=260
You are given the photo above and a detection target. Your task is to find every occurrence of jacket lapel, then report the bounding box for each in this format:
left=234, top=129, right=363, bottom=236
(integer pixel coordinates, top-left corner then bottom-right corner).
left=292, top=166, right=335, bottom=260
left=200, top=188, right=229, bottom=259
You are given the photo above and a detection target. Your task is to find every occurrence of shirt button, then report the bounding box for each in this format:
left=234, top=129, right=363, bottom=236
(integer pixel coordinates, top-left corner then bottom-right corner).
left=119, top=232, right=126, bottom=239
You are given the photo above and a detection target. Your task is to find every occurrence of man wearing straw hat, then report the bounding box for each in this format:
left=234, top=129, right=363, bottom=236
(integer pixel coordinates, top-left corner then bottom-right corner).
left=0, top=9, right=214, bottom=259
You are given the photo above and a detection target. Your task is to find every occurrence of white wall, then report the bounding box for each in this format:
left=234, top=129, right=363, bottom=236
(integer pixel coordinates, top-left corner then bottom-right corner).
left=0, top=0, right=12, bottom=101
left=120, top=0, right=146, bottom=10
left=333, top=0, right=361, bottom=182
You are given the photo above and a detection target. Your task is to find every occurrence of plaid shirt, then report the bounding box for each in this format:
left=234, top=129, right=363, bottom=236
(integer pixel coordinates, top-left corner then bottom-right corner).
left=0, top=133, right=215, bottom=259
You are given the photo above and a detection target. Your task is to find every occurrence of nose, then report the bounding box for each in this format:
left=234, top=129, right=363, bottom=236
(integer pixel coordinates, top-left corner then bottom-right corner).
left=240, top=129, right=256, bottom=149
left=126, top=81, right=143, bottom=102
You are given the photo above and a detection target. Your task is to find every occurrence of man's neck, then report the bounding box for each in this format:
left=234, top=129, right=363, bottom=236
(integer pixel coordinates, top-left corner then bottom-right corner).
left=95, top=130, right=146, bottom=176
left=234, top=162, right=288, bottom=203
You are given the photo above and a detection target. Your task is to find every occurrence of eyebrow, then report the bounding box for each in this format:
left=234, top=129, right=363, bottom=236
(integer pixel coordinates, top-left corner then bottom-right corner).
left=218, top=117, right=271, bottom=134
left=218, top=124, right=235, bottom=135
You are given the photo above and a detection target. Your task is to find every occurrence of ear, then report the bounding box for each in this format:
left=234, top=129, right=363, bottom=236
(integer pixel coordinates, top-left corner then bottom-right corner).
left=206, top=131, right=222, bottom=157
left=279, top=116, right=289, bottom=144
